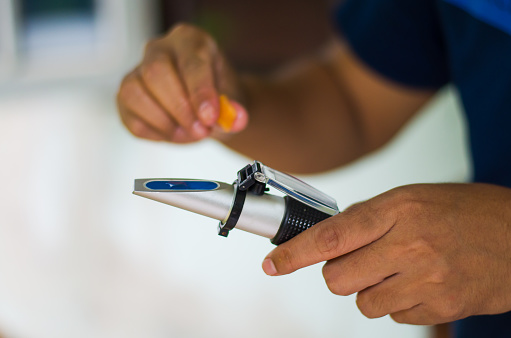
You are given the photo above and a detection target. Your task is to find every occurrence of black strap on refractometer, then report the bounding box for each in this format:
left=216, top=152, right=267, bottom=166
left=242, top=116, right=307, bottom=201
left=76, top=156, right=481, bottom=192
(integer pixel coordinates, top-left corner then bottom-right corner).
left=217, top=182, right=246, bottom=237
left=217, top=163, right=268, bottom=237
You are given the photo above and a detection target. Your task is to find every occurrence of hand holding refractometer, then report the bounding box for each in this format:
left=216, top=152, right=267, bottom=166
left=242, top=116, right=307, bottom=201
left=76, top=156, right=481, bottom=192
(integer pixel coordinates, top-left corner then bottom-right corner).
left=133, top=161, right=339, bottom=245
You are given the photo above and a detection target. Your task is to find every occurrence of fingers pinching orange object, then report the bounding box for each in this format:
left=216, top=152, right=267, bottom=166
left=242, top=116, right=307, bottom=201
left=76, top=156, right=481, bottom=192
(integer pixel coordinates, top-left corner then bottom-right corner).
left=217, top=95, right=237, bottom=132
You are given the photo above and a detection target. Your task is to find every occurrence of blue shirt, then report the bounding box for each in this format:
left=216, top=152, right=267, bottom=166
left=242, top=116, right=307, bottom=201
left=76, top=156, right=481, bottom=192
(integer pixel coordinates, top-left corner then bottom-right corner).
left=335, top=0, right=511, bottom=337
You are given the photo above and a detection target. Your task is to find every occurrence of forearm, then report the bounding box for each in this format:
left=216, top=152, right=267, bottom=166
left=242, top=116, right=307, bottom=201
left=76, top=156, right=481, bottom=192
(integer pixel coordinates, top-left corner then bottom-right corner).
left=117, top=25, right=434, bottom=173
left=222, top=56, right=365, bottom=174
left=221, top=40, right=434, bottom=174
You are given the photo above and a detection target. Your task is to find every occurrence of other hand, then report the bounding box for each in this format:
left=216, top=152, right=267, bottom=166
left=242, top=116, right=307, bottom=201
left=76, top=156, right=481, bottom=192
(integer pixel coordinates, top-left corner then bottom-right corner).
left=117, top=23, right=248, bottom=143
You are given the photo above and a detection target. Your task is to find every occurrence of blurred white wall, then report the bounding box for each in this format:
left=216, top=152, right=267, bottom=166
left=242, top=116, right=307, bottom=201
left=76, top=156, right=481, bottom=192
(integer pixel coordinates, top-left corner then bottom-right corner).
left=0, top=1, right=471, bottom=338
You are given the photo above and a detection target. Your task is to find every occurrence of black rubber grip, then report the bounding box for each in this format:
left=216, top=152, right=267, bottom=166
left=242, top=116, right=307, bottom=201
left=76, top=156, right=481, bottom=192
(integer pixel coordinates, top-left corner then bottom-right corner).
left=271, top=196, right=332, bottom=245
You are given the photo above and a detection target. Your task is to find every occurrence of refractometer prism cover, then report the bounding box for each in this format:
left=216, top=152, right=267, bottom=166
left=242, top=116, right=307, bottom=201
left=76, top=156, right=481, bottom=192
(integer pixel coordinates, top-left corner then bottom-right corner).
left=133, top=161, right=339, bottom=245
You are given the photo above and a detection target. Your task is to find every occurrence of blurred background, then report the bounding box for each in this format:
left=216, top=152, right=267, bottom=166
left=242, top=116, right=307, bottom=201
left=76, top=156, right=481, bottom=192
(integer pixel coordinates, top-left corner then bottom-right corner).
left=0, top=0, right=470, bottom=337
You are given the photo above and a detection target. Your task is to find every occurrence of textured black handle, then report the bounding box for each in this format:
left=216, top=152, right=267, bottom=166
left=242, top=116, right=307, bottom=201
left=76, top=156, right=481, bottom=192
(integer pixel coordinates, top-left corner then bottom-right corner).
left=271, top=196, right=332, bottom=245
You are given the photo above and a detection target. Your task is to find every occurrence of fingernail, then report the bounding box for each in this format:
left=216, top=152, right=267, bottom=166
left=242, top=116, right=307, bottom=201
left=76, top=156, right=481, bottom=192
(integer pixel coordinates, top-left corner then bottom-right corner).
left=192, top=121, right=208, bottom=138
left=199, top=102, right=215, bottom=126
left=262, top=258, right=277, bottom=276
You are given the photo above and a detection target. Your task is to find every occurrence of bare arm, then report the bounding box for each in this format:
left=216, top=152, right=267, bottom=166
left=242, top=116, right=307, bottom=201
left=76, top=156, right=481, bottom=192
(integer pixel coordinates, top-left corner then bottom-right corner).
left=117, top=25, right=434, bottom=174
left=222, top=39, right=435, bottom=173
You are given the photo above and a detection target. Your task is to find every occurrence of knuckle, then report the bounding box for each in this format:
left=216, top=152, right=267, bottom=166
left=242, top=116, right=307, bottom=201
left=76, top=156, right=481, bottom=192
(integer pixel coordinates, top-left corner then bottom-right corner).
left=390, top=312, right=408, bottom=324
left=406, top=238, right=436, bottom=261
left=322, top=262, right=355, bottom=296
left=428, top=262, right=450, bottom=284
left=170, top=23, right=216, bottom=51
left=322, top=264, right=348, bottom=296
left=170, top=22, right=195, bottom=36
left=181, top=55, right=207, bottom=73
left=356, top=290, right=389, bottom=319
left=343, top=200, right=387, bottom=229
left=118, top=76, right=142, bottom=103
left=194, top=41, right=213, bottom=59
left=313, top=224, right=344, bottom=256
left=436, top=299, right=464, bottom=321
left=141, top=56, right=170, bottom=82
left=388, top=186, right=428, bottom=216
left=144, top=38, right=159, bottom=54
left=171, top=23, right=208, bottom=39
left=356, top=292, right=380, bottom=318
left=342, top=201, right=365, bottom=216
left=400, top=199, right=425, bottom=217
left=326, top=281, right=352, bottom=297
left=324, top=282, right=345, bottom=296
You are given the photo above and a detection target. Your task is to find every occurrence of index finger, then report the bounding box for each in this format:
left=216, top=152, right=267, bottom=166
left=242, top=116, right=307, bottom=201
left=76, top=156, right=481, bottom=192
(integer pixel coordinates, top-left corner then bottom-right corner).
left=139, top=52, right=208, bottom=139
left=262, top=201, right=395, bottom=276
left=169, top=24, right=223, bottom=127
left=175, top=40, right=220, bottom=127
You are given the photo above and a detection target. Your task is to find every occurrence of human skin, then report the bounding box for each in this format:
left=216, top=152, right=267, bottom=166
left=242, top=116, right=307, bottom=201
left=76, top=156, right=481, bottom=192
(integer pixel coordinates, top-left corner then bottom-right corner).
left=116, top=24, right=433, bottom=173
left=263, top=183, right=511, bottom=324
left=117, top=24, right=511, bottom=325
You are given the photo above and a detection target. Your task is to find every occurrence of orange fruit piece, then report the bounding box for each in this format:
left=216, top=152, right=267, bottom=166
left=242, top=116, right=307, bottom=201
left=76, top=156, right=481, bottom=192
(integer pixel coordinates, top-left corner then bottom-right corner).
left=217, top=95, right=237, bottom=132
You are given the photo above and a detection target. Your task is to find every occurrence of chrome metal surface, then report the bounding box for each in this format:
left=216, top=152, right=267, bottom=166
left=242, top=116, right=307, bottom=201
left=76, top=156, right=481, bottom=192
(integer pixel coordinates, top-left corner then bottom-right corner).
left=254, top=172, right=266, bottom=183
left=134, top=179, right=234, bottom=221
left=256, top=161, right=339, bottom=216
left=133, top=178, right=284, bottom=239
left=236, top=193, right=284, bottom=238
